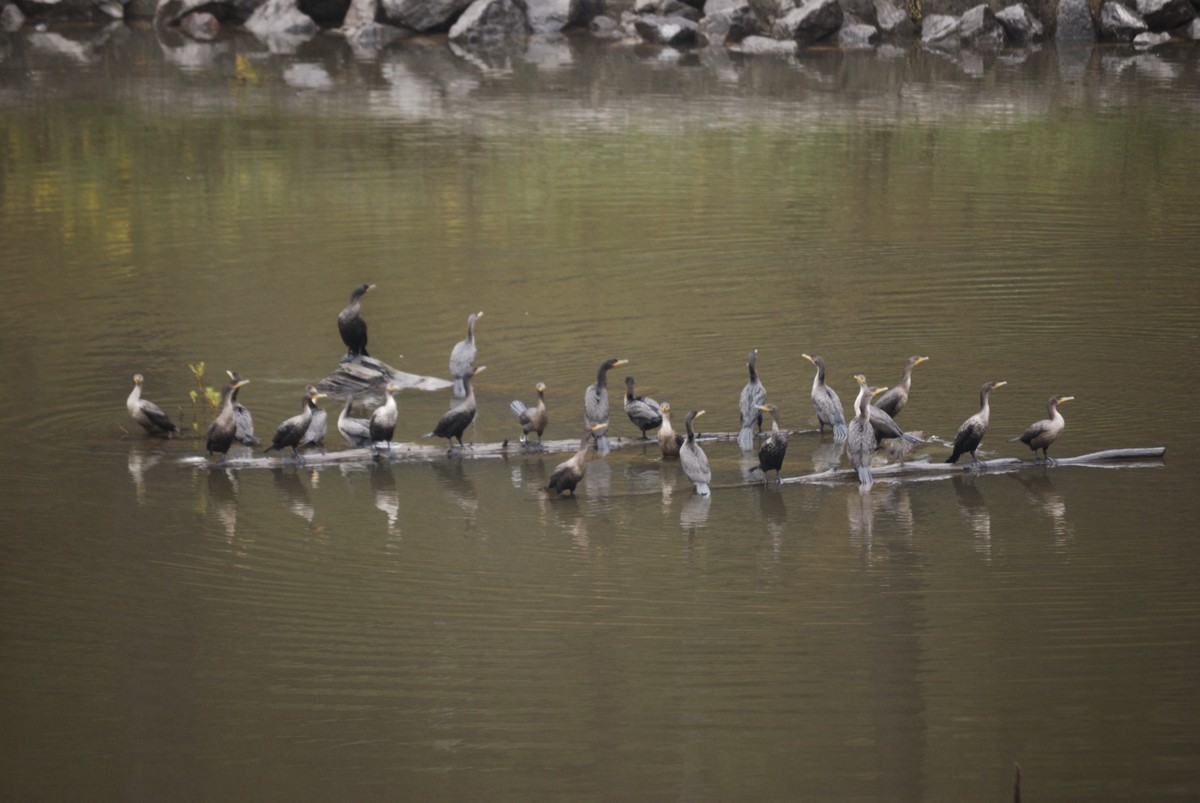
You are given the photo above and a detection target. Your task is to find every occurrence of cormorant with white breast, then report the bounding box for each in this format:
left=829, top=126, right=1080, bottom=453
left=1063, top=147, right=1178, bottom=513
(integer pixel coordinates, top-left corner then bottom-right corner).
left=1010, top=394, right=1074, bottom=463
left=127, top=374, right=180, bottom=437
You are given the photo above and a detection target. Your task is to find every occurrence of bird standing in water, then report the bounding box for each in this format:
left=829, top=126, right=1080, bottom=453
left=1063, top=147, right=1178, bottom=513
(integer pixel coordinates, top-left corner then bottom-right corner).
left=874, top=355, right=929, bottom=418
left=584, top=358, right=627, bottom=455
left=753, top=403, right=788, bottom=484
left=206, top=375, right=251, bottom=459
left=449, top=311, right=483, bottom=398
left=546, top=424, right=607, bottom=497
left=429, top=366, right=485, bottom=453
left=624, top=376, right=663, bottom=439
left=738, top=349, right=767, bottom=451
left=226, top=371, right=259, bottom=445
left=127, top=373, right=180, bottom=437
left=946, top=380, right=1006, bottom=465
left=848, top=376, right=886, bottom=488
left=657, top=402, right=684, bottom=459
left=338, top=283, right=375, bottom=361
left=1011, top=394, right=1074, bottom=463
left=681, top=410, right=712, bottom=496
left=510, top=382, right=548, bottom=447
left=802, top=353, right=847, bottom=442
left=265, top=386, right=327, bottom=461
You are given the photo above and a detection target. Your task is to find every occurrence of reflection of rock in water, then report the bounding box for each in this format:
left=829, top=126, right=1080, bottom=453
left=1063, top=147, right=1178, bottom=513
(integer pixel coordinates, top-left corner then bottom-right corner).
left=127, top=447, right=161, bottom=504
left=1012, top=472, right=1073, bottom=544
left=952, top=476, right=992, bottom=560
left=207, top=468, right=239, bottom=543
left=680, top=493, right=711, bottom=531
left=272, top=468, right=315, bottom=523
left=809, top=439, right=846, bottom=473
left=430, top=459, right=478, bottom=520
left=371, top=464, right=400, bottom=533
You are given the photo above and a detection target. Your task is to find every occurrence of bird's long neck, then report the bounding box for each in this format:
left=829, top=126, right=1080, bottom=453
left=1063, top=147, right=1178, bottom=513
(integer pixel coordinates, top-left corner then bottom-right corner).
left=748, top=361, right=758, bottom=384
left=128, top=384, right=142, bottom=409
left=979, top=387, right=992, bottom=416
left=381, top=392, right=396, bottom=416
left=466, top=318, right=475, bottom=342
left=625, top=381, right=635, bottom=403
left=1048, top=400, right=1063, bottom=423
left=900, top=365, right=914, bottom=392
left=814, top=361, right=825, bottom=386
left=854, top=387, right=870, bottom=420
left=536, top=389, right=545, bottom=410
left=341, top=395, right=354, bottom=420
left=596, top=365, right=610, bottom=388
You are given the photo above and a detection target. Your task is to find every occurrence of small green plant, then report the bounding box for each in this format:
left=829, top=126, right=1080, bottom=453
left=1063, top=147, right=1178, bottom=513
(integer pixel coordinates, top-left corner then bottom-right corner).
left=188, top=361, right=221, bottom=431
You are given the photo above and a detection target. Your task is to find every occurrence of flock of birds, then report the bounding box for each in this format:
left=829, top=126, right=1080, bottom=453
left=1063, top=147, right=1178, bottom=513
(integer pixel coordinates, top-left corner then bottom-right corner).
left=125, top=284, right=1076, bottom=497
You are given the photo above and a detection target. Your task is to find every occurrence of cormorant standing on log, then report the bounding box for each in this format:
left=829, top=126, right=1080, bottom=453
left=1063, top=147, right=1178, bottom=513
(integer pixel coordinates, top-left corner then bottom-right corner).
left=546, top=424, right=607, bottom=497
left=337, top=393, right=373, bottom=448
left=206, top=375, right=251, bottom=459
left=681, top=410, right=712, bottom=496
left=584, top=358, right=627, bottom=455
left=946, top=380, right=1006, bottom=465
left=874, top=355, right=929, bottom=418
left=753, top=403, right=787, bottom=484
left=738, top=349, right=767, bottom=451
left=369, top=383, right=402, bottom=453
left=449, top=311, right=482, bottom=398
left=658, top=402, right=684, bottom=459
left=226, top=371, right=259, bottom=445
left=624, top=376, right=663, bottom=439
left=428, top=366, right=485, bottom=453
left=338, top=283, right=375, bottom=361
left=127, top=374, right=180, bottom=437
left=848, top=376, right=886, bottom=488
left=1010, top=394, right=1074, bottom=463
left=265, top=386, right=327, bottom=460
left=510, top=382, right=548, bottom=446
left=802, top=353, right=847, bottom=442
left=868, top=398, right=924, bottom=446
left=299, top=403, right=327, bottom=453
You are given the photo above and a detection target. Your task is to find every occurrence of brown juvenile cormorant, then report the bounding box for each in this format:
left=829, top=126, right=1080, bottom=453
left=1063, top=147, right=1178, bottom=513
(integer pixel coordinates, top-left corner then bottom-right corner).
left=738, top=349, right=767, bottom=451
left=369, top=383, right=402, bottom=453
left=753, top=403, right=788, bottom=484
left=681, top=409, right=712, bottom=496
left=338, top=283, right=375, bottom=361
left=265, top=386, right=327, bottom=460
left=802, top=353, right=847, bottom=442
left=510, top=382, right=548, bottom=446
left=127, top=374, right=180, bottom=437
left=584, top=358, right=627, bottom=455
left=946, top=380, right=1007, bottom=465
left=873, top=356, right=929, bottom=418
left=546, top=424, right=607, bottom=497
left=226, top=371, right=259, bottom=445
left=206, top=375, right=251, bottom=459
left=657, top=402, right=684, bottom=459
left=449, top=311, right=483, bottom=398
left=1010, top=394, right=1074, bottom=463
left=624, top=376, right=663, bottom=439
left=848, top=376, right=886, bottom=488
left=337, top=393, right=373, bottom=448
left=428, top=366, right=485, bottom=453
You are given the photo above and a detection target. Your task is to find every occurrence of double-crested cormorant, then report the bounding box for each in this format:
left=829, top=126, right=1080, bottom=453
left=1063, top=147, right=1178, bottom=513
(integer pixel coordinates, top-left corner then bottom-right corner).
left=681, top=409, right=712, bottom=495
left=738, top=349, right=767, bottom=450
left=510, top=382, right=548, bottom=446
left=874, top=355, right=929, bottom=418
left=946, top=380, right=1007, bottom=465
left=546, top=424, right=607, bottom=496
left=802, top=353, right=847, bottom=442
left=848, top=376, right=886, bottom=487
left=868, top=395, right=924, bottom=446
left=369, top=383, right=402, bottom=452
left=624, top=376, right=663, bottom=439
left=265, top=386, right=327, bottom=460
left=206, top=375, right=251, bottom=458
left=753, top=403, right=788, bottom=484
left=338, top=283, right=375, bottom=361
left=449, top=311, right=483, bottom=398
left=584, top=358, right=627, bottom=455
left=226, top=371, right=259, bottom=445
left=127, top=374, right=180, bottom=437
left=1010, top=394, right=1074, bottom=463
left=429, top=366, right=485, bottom=452
left=658, top=402, right=684, bottom=459
left=337, top=393, right=373, bottom=447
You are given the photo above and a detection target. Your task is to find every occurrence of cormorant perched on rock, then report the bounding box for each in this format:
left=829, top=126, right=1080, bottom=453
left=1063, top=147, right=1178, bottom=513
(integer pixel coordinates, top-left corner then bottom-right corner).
left=874, top=355, right=929, bottom=418
left=738, top=349, right=767, bottom=451
left=127, top=373, right=180, bottom=437
left=753, top=403, right=787, bottom=484
left=449, top=311, right=482, bottom=398
left=1010, top=394, right=1074, bottom=463
left=226, top=371, right=259, bottom=445
left=802, top=353, right=847, bottom=442
left=848, top=376, right=886, bottom=488
left=338, top=283, right=375, bottom=361
left=946, top=380, right=1006, bottom=465
left=206, top=375, right=251, bottom=459
left=428, top=366, right=485, bottom=453
left=584, top=358, right=627, bottom=455
left=369, top=383, right=402, bottom=453
left=624, top=376, right=663, bottom=439
left=657, top=402, right=684, bottom=459
left=510, top=382, right=548, bottom=446
left=337, top=393, right=373, bottom=448
left=546, top=424, right=607, bottom=497
left=681, top=409, right=712, bottom=496
left=265, top=386, right=327, bottom=461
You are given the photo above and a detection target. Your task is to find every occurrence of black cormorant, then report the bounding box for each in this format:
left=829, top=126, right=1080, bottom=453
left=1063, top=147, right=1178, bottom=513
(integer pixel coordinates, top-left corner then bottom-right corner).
left=265, top=386, right=327, bottom=460
left=802, top=353, right=847, bottom=442
left=738, top=349, right=767, bottom=450
left=546, top=424, right=607, bottom=497
left=753, top=403, right=787, bottom=484
left=338, top=283, right=375, bottom=361
left=226, top=371, right=259, bottom=445
left=429, top=366, right=485, bottom=452
left=206, top=375, right=251, bottom=458
left=946, top=380, right=1006, bottom=465
left=624, top=376, right=663, bottom=439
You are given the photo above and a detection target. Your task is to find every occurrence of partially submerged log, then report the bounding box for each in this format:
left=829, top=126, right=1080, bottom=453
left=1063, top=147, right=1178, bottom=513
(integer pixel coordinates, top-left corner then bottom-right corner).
left=314, top=355, right=452, bottom=395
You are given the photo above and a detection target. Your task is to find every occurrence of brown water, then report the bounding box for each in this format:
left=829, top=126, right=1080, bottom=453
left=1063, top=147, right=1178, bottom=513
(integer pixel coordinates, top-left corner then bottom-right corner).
left=2, top=25, right=1199, bottom=800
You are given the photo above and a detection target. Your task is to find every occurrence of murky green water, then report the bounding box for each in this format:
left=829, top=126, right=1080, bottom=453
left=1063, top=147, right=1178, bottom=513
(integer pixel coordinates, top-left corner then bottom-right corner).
left=2, top=25, right=1199, bottom=800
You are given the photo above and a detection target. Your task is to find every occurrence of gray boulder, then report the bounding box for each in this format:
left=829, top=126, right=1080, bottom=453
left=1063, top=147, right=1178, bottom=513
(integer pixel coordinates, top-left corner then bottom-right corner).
left=345, top=21, right=408, bottom=48
left=920, top=12, right=959, bottom=44
left=730, top=32, right=799, bottom=50
left=2, top=3, right=25, bottom=29
left=874, top=0, right=915, bottom=36
left=526, top=0, right=602, bottom=32
left=636, top=0, right=702, bottom=19
left=180, top=8, right=219, bottom=36
left=959, top=3, right=1005, bottom=47
left=774, top=0, right=843, bottom=42
left=379, top=0, right=472, bottom=31
left=1133, top=28, right=1171, bottom=43
left=698, top=0, right=759, bottom=44
left=1099, top=1, right=1147, bottom=39
left=1187, top=17, right=1200, bottom=38
left=1135, top=0, right=1194, bottom=30
left=995, top=3, right=1042, bottom=42
left=1055, top=0, right=1096, bottom=42
left=838, top=20, right=879, bottom=44
left=448, top=0, right=529, bottom=44
left=633, top=12, right=700, bottom=43
left=245, top=0, right=318, bottom=37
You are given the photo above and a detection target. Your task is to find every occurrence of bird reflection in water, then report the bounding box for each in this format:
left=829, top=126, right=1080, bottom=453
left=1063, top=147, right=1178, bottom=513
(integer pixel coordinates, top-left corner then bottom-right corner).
left=659, top=460, right=681, bottom=513
left=680, top=493, right=711, bottom=532
left=756, top=485, right=789, bottom=556
left=127, top=446, right=161, bottom=504
left=1011, top=472, right=1074, bottom=546
left=272, top=468, right=318, bottom=527
left=207, top=468, right=240, bottom=544
left=847, top=485, right=914, bottom=561
left=370, top=463, right=400, bottom=535
left=430, top=459, right=479, bottom=523
left=809, top=439, right=846, bottom=473
left=952, top=476, right=992, bottom=561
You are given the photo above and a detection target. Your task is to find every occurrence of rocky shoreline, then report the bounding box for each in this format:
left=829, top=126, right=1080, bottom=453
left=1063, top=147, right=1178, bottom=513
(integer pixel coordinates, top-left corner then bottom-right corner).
left=2, top=0, right=1198, bottom=57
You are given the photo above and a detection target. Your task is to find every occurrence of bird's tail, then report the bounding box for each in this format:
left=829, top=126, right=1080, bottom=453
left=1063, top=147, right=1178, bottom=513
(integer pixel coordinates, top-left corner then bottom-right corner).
left=901, top=431, right=925, bottom=444
left=595, top=434, right=611, bottom=455
left=1007, top=436, right=1021, bottom=443
left=263, top=444, right=278, bottom=453
left=945, top=451, right=961, bottom=464
left=510, top=400, right=527, bottom=417
left=738, top=426, right=753, bottom=451
left=833, top=423, right=848, bottom=442
left=238, top=434, right=261, bottom=446
left=419, top=432, right=435, bottom=440
left=856, top=466, right=873, bottom=486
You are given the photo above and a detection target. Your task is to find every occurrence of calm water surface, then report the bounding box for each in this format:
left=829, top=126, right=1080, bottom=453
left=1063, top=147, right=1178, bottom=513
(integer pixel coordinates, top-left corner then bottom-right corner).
left=2, top=24, right=1199, bottom=800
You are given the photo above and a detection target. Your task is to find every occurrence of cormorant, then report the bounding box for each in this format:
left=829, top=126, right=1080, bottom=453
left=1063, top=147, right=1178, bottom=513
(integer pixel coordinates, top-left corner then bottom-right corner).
left=127, top=373, right=180, bottom=437
left=753, top=403, right=787, bottom=484
left=738, top=349, right=767, bottom=450
left=868, top=396, right=924, bottom=446
left=1010, top=394, right=1074, bottom=463
left=681, top=409, right=712, bottom=496
left=226, top=371, right=259, bottom=445
left=265, top=386, right=327, bottom=460
left=802, top=353, right=847, bottom=441
left=946, top=380, right=1007, bottom=465
left=299, top=404, right=327, bottom=453
left=369, top=383, right=402, bottom=453
left=206, top=375, right=251, bottom=459
left=546, top=424, right=607, bottom=497
left=338, top=283, right=375, bottom=361
left=449, top=311, right=483, bottom=398
left=510, top=382, right=548, bottom=446
left=657, top=402, right=684, bottom=459
left=337, top=393, right=373, bottom=448
left=874, top=355, right=930, bottom=418
left=428, top=366, right=485, bottom=452
left=584, top=358, right=627, bottom=455
left=624, top=376, right=663, bottom=439
left=848, top=376, right=886, bottom=488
